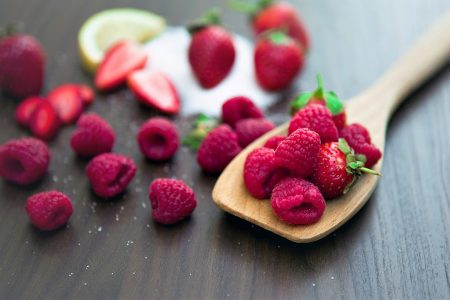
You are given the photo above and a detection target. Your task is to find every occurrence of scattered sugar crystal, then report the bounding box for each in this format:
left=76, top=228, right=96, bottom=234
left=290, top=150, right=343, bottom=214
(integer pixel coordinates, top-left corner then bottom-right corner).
left=97, top=227, right=102, bottom=232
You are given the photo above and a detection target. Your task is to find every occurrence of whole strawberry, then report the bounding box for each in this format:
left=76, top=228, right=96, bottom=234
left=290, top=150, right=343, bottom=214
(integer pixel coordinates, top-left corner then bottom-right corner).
left=254, top=31, right=303, bottom=91
left=233, top=0, right=310, bottom=50
left=311, top=139, right=380, bottom=199
left=0, top=27, right=45, bottom=98
left=188, top=9, right=236, bottom=89
left=290, top=74, right=346, bottom=130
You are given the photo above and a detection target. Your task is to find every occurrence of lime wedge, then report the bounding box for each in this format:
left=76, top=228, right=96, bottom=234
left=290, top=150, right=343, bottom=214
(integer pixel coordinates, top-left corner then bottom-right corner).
left=78, top=8, right=166, bottom=73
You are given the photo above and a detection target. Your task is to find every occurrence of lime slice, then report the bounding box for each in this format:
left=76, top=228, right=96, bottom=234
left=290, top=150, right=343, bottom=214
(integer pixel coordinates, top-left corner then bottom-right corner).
left=78, top=8, right=166, bottom=73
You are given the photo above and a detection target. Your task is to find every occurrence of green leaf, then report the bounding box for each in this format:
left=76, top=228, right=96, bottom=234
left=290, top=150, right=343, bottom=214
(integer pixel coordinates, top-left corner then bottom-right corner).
left=182, top=114, right=218, bottom=150
left=188, top=8, right=221, bottom=33
left=338, top=138, right=352, bottom=155
left=290, top=92, right=313, bottom=115
left=324, top=91, right=344, bottom=115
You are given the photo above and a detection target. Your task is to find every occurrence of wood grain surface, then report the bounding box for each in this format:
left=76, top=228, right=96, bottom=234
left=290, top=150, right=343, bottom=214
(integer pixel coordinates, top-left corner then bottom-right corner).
left=1, top=0, right=450, bottom=299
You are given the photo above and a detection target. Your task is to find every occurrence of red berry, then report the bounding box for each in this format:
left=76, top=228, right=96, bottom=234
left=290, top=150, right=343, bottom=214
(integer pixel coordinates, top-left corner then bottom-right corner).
left=0, top=34, right=45, bottom=98
left=188, top=25, right=236, bottom=89
left=254, top=31, right=304, bottom=91
left=271, top=177, right=325, bottom=225
left=149, top=178, right=197, bottom=224
left=29, top=101, right=61, bottom=140
left=288, top=104, right=338, bottom=143
left=263, top=135, right=285, bottom=150
left=25, top=191, right=73, bottom=231
left=78, top=84, right=94, bottom=106
left=332, top=111, right=346, bottom=131
left=251, top=2, right=310, bottom=51
left=137, top=117, right=179, bottom=161
left=235, top=118, right=275, bottom=148
left=221, top=96, right=264, bottom=128
left=15, top=96, right=45, bottom=127
left=86, top=153, right=137, bottom=198
left=0, top=137, right=50, bottom=185
left=128, top=70, right=180, bottom=114
left=274, top=128, right=320, bottom=178
left=340, top=123, right=382, bottom=168
left=95, top=40, right=148, bottom=91
left=47, top=84, right=84, bottom=124
left=244, top=147, right=287, bottom=199
left=70, top=113, right=115, bottom=157
left=197, top=124, right=242, bottom=173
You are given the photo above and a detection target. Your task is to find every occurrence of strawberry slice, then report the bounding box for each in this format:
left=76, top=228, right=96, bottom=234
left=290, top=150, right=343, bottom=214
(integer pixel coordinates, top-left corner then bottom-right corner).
left=128, top=70, right=180, bottom=114
left=78, top=84, right=94, bottom=106
left=15, top=96, right=46, bottom=127
left=95, top=40, right=148, bottom=91
left=29, top=101, right=60, bottom=140
left=48, top=84, right=84, bottom=124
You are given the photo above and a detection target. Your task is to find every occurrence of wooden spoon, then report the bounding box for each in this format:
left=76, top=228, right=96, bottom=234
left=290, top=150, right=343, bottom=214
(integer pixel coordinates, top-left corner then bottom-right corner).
left=212, top=12, right=450, bottom=243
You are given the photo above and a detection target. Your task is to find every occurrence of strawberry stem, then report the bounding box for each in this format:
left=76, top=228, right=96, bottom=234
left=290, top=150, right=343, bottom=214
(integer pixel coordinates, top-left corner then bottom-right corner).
left=188, top=8, right=221, bottom=34
left=360, top=167, right=382, bottom=176
left=229, top=0, right=273, bottom=16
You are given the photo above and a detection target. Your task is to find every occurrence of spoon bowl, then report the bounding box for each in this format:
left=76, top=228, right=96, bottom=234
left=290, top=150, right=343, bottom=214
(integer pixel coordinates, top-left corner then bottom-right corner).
left=212, top=12, right=450, bottom=243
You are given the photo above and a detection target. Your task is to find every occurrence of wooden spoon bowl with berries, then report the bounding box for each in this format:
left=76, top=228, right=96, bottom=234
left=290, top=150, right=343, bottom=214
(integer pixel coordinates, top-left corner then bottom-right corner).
left=212, top=11, right=450, bottom=243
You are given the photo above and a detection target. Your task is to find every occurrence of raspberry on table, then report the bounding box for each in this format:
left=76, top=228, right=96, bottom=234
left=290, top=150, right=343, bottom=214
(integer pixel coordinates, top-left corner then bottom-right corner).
left=0, top=137, right=50, bottom=185
left=86, top=153, right=137, bottom=198
left=70, top=113, right=115, bottom=157
left=288, top=104, right=338, bottom=143
left=271, top=177, right=326, bottom=225
left=235, top=118, right=276, bottom=148
left=25, top=191, right=73, bottom=231
left=244, top=147, right=287, bottom=199
left=340, top=123, right=382, bottom=168
left=274, top=128, right=320, bottom=178
left=221, top=96, right=264, bottom=128
left=137, top=117, right=179, bottom=161
left=197, top=124, right=242, bottom=173
left=263, top=135, right=285, bottom=150
left=149, top=178, right=197, bottom=224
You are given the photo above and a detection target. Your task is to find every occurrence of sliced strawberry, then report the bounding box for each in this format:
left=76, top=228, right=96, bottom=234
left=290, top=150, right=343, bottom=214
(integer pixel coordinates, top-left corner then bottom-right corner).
left=78, top=84, right=94, bottom=106
left=128, top=70, right=180, bottom=115
left=95, top=40, right=148, bottom=91
left=15, top=96, right=46, bottom=127
left=29, top=101, right=60, bottom=140
left=47, top=84, right=84, bottom=124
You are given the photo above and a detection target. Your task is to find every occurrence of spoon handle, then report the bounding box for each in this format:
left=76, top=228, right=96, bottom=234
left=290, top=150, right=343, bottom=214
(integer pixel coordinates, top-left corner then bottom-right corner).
left=368, top=11, right=450, bottom=118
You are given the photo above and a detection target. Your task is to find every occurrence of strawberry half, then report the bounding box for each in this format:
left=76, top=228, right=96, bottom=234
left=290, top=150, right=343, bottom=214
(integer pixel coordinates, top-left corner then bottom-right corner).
left=29, top=101, right=60, bottom=140
left=15, top=96, right=46, bottom=127
left=78, top=84, right=94, bottom=106
left=128, top=70, right=180, bottom=115
left=47, top=84, right=84, bottom=124
left=95, top=40, right=148, bottom=91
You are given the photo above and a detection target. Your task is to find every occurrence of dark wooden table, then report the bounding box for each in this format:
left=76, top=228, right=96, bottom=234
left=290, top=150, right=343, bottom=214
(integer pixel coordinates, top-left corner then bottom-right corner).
left=1, top=0, right=449, bottom=299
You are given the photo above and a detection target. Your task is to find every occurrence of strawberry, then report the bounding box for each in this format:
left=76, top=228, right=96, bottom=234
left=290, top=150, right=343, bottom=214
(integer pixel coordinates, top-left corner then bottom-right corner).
left=47, top=84, right=84, bottom=124
left=232, top=0, right=310, bottom=50
left=254, top=31, right=303, bottom=91
left=311, top=139, right=380, bottom=199
left=78, top=84, right=94, bottom=106
left=15, top=96, right=45, bottom=127
left=0, top=28, right=45, bottom=98
left=290, top=74, right=346, bottom=130
left=29, top=101, right=60, bottom=140
left=95, top=40, right=148, bottom=91
left=128, top=69, right=180, bottom=114
left=188, top=9, right=236, bottom=89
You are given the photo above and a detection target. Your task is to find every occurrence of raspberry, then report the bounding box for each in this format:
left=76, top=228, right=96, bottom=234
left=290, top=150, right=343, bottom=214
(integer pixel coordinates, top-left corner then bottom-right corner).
left=271, top=177, right=326, bottom=225
left=221, top=96, right=264, bottom=128
left=235, top=118, right=276, bottom=147
left=244, top=147, right=287, bottom=199
left=288, top=104, right=338, bottom=143
left=25, top=191, right=73, bottom=231
left=86, top=153, right=137, bottom=198
left=332, top=111, right=347, bottom=131
left=0, top=137, right=50, bottom=185
left=149, top=178, right=197, bottom=224
left=137, top=117, right=179, bottom=161
left=263, top=135, right=285, bottom=150
left=340, top=123, right=382, bottom=168
left=70, top=113, right=115, bottom=157
left=274, top=128, right=320, bottom=178
left=197, top=125, right=242, bottom=173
